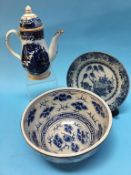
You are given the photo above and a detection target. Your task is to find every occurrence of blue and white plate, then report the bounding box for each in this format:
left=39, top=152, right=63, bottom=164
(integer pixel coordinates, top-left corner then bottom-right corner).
left=67, top=52, right=129, bottom=112
left=21, top=88, right=112, bottom=163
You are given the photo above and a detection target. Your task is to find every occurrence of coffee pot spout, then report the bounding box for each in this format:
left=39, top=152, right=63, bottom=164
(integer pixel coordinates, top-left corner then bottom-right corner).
left=48, top=29, right=64, bottom=61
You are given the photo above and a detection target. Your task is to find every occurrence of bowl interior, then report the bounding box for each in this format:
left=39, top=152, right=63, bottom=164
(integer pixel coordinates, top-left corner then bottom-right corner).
left=22, top=89, right=111, bottom=155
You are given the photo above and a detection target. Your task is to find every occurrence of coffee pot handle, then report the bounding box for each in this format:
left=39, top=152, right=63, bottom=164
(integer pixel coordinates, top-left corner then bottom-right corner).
left=6, top=29, right=21, bottom=60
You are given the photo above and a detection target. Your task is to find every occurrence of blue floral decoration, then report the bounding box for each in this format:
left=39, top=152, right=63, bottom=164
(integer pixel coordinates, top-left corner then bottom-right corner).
left=98, top=65, right=104, bottom=72
left=81, top=82, right=92, bottom=90
left=86, top=65, right=92, bottom=71
left=83, top=73, right=88, bottom=79
left=93, top=76, right=114, bottom=96
left=20, top=17, right=42, bottom=29
left=77, top=129, right=88, bottom=144
left=53, top=134, right=63, bottom=148
left=22, top=43, right=50, bottom=74
left=81, top=66, right=114, bottom=97
left=97, top=124, right=103, bottom=140
left=71, top=143, right=79, bottom=152
left=53, top=93, right=71, bottom=101
left=32, top=131, right=39, bottom=146
left=63, top=134, right=74, bottom=142
left=67, top=52, right=129, bottom=112
left=93, top=65, right=99, bottom=71
left=40, top=106, right=54, bottom=118
left=92, top=101, right=105, bottom=118
left=99, top=76, right=111, bottom=84
left=64, top=124, right=73, bottom=134
left=93, top=86, right=107, bottom=97
left=27, top=108, right=36, bottom=126
left=71, top=102, right=87, bottom=111
left=21, top=30, right=44, bottom=41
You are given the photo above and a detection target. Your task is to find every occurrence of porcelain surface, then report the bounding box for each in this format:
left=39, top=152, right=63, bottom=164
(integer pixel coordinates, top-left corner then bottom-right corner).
left=67, top=52, right=129, bottom=112
left=21, top=88, right=112, bottom=163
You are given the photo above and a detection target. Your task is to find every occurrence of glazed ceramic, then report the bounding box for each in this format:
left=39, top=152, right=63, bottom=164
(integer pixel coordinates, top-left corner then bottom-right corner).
left=6, top=5, right=64, bottom=80
left=67, top=52, right=129, bottom=112
left=21, top=88, right=112, bottom=163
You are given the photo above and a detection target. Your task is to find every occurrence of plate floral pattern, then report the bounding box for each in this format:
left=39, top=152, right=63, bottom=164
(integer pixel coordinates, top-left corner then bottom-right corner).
left=67, top=52, right=129, bottom=111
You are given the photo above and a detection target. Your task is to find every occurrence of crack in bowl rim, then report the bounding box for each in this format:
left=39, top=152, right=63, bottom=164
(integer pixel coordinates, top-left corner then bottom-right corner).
left=21, top=87, right=112, bottom=158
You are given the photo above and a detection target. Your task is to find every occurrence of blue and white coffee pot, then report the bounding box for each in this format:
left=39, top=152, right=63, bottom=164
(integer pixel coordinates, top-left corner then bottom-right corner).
left=6, top=5, right=64, bottom=80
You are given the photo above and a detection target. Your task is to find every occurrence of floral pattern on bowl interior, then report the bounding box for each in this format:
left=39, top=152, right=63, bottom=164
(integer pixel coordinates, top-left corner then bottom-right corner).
left=22, top=88, right=112, bottom=163
left=41, top=113, right=96, bottom=153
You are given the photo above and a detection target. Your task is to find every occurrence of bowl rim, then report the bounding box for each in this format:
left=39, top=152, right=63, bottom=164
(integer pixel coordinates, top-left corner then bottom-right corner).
left=21, top=87, right=112, bottom=158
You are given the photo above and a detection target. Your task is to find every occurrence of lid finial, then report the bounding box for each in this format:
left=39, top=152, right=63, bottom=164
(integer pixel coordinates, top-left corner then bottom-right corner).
left=25, top=5, right=32, bottom=14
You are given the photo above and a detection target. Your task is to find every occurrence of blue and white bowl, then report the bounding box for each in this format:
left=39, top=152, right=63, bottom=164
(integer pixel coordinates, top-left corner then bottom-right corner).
left=21, top=88, right=112, bottom=163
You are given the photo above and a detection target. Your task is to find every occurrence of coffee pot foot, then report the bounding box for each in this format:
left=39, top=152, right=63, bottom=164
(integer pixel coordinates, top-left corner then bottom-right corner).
left=28, top=71, right=51, bottom=80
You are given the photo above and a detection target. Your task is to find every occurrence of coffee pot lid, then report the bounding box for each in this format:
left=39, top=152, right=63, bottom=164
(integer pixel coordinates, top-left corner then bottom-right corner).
left=20, top=5, right=43, bottom=31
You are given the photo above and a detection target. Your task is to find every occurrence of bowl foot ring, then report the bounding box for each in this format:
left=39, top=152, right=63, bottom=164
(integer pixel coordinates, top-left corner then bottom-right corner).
left=112, top=108, right=119, bottom=117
